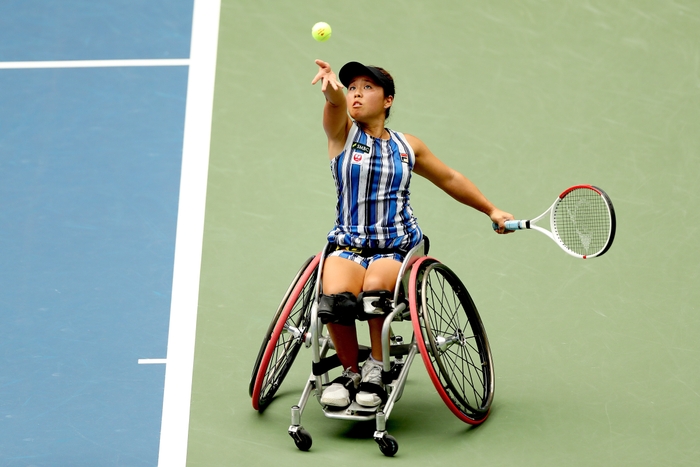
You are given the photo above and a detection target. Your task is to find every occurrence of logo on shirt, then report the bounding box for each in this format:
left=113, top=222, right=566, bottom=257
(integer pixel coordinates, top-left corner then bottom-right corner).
left=352, top=142, right=370, bottom=154
left=400, top=153, right=409, bottom=164
left=352, top=152, right=363, bottom=163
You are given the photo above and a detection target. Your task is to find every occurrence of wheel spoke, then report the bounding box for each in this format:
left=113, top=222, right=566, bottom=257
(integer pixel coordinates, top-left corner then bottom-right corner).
left=261, top=275, right=314, bottom=398
left=253, top=258, right=318, bottom=409
left=416, top=260, right=494, bottom=422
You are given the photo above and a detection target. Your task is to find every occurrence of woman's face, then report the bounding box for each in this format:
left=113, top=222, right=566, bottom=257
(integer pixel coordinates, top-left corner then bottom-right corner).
left=346, top=76, right=392, bottom=122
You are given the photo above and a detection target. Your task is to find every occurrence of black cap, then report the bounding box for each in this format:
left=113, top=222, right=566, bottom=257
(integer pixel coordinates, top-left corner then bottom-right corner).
left=339, top=61, right=395, bottom=97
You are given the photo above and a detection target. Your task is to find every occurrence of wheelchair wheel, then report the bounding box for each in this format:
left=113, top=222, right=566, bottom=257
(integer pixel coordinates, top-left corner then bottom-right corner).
left=409, top=257, right=495, bottom=425
left=250, top=253, right=320, bottom=411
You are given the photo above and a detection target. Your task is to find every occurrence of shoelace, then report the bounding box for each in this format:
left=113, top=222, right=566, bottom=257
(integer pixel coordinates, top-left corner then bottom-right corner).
left=340, top=368, right=360, bottom=387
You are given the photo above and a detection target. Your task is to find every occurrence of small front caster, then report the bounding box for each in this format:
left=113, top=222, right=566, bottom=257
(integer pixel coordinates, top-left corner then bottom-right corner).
left=374, top=432, right=398, bottom=457
left=289, top=425, right=312, bottom=451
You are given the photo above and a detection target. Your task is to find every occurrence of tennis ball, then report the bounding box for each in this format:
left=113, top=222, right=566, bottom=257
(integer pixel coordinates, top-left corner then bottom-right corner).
left=312, top=22, right=331, bottom=42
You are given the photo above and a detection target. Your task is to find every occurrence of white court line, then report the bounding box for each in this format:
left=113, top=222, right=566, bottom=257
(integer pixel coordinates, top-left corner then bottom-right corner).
left=0, top=59, right=189, bottom=69
left=157, top=1, right=221, bottom=467
left=138, top=359, right=168, bottom=365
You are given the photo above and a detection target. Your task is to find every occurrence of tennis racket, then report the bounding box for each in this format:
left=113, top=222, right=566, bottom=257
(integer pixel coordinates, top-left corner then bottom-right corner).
left=493, top=185, right=616, bottom=259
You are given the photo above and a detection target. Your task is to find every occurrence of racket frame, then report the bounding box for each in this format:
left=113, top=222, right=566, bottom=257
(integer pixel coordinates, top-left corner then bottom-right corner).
left=503, top=185, right=615, bottom=259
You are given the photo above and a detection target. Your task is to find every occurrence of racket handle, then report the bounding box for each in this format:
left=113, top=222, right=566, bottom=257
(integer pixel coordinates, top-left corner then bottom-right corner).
left=492, top=220, right=528, bottom=231
left=506, top=220, right=527, bottom=230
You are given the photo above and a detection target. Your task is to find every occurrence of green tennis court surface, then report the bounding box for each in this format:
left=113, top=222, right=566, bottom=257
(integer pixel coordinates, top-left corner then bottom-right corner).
left=186, top=1, right=700, bottom=465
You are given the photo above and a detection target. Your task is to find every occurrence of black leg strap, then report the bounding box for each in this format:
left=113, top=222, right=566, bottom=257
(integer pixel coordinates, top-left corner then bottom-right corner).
left=356, top=290, right=393, bottom=321
left=317, top=292, right=357, bottom=326
left=312, top=347, right=371, bottom=376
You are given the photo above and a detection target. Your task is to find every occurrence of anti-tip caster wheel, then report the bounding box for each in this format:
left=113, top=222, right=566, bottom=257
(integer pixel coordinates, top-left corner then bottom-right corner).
left=289, top=426, right=312, bottom=451
left=375, top=433, right=398, bottom=457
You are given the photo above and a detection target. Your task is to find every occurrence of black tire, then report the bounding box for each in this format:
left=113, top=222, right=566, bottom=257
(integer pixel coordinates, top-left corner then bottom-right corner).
left=292, top=427, right=313, bottom=451
left=376, top=434, right=399, bottom=457
left=409, top=258, right=495, bottom=424
left=250, top=254, right=319, bottom=411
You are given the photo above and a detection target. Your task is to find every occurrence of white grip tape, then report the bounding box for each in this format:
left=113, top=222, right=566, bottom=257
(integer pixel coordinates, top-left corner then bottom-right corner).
left=504, top=220, right=526, bottom=230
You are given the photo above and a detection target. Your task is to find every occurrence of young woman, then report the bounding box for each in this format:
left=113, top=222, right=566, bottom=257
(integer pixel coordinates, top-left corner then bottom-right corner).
left=311, top=59, right=513, bottom=408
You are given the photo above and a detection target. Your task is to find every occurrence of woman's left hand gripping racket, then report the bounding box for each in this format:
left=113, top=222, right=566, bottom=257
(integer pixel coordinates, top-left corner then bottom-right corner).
left=493, top=185, right=616, bottom=259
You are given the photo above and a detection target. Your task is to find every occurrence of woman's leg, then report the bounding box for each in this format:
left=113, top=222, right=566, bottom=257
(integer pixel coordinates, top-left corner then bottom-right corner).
left=363, top=258, right=402, bottom=361
left=322, top=256, right=365, bottom=373
left=352, top=257, right=402, bottom=407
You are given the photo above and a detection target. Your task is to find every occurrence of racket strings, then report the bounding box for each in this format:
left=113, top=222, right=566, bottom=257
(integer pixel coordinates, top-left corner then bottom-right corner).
left=553, top=188, right=611, bottom=256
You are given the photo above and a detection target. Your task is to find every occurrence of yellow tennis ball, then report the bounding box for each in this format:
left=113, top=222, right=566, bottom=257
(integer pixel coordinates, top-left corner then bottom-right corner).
left=312, top=22, right=331, bottom=42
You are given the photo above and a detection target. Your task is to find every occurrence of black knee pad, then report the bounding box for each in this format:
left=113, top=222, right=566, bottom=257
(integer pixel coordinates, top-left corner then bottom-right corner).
left=317, top=292, right=357, bottom=326
left=356, top=290, right=393, bottom=321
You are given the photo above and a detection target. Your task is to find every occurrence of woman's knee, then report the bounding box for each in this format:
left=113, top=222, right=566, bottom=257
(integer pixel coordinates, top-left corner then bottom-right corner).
left=322, top=256, right=365, bottom=295
left=363, top=259, right=401, bottom=291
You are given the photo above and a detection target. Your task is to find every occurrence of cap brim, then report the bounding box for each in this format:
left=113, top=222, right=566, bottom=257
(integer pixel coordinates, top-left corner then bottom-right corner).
left=339, top=61, right=382, bottom=89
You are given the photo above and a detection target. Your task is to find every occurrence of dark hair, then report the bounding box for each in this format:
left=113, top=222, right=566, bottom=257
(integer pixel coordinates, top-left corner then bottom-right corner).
left=372, top=66, right=395, bottom=119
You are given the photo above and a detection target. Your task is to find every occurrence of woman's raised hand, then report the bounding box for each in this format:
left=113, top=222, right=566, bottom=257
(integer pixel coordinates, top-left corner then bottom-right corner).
left=312, top=59, right=343, bottom=92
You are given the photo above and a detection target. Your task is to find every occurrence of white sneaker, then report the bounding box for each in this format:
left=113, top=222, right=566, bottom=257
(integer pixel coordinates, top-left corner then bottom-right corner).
left=320, top=368, right=361, bottom=407
left=356, top=358, right=385, bottom=408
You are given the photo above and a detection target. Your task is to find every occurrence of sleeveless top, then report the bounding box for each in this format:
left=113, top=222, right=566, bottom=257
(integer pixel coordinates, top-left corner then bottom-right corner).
left=327, top=121, right=423, bottom=251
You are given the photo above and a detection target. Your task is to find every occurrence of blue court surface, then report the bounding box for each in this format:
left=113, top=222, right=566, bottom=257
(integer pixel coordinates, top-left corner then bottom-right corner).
left=1, top=2, right=194, bottom=465
left=0, top=1, right=192, bottom=61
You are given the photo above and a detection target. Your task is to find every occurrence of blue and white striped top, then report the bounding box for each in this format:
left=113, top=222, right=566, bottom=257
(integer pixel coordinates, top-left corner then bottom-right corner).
left=327, top=122, right=423, bottom=251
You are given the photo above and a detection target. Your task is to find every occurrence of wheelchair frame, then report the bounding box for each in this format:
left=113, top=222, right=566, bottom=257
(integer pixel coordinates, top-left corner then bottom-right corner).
left=250, top=239, right=495, bottom=457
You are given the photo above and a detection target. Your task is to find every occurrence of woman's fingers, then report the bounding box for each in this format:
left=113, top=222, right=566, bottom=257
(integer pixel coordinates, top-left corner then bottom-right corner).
left=312, top=59, right=331, bottom=85
left=312, top=60, right=343, bottom=92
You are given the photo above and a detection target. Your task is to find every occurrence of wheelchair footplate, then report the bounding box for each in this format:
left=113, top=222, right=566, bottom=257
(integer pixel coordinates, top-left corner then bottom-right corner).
left=322, top=399, right=383, bottom=421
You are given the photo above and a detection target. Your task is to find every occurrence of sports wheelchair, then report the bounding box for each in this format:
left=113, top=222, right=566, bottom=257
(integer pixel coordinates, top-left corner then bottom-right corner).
left=249, top=239, right=495, bottom=457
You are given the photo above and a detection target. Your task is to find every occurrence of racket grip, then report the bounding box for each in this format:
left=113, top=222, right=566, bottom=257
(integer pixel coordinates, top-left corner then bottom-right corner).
left=506, top=220, right=526, bottom=230
left=492, top=220, right=528, bottom=231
